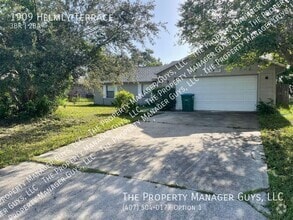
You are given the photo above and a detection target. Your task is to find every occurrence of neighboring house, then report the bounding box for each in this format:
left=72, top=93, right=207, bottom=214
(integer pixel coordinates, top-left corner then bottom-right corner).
left=94, top=57, right=285, bottom=112
left=68, top=76, right=93, bottom=99
left=69, top=83, right=93, bottom=98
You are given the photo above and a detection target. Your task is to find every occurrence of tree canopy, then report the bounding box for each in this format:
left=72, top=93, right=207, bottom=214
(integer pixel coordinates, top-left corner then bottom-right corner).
left=131, top=49, right=163, bottom=67
left=178, top=0, right=292, bottom=67
left=0, top=0, right=164, bottom=118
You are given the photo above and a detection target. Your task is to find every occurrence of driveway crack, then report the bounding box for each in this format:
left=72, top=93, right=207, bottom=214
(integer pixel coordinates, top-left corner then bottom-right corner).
left=237, top=197, right=270, bottom=218
left=31, top=158, right=271, bottom=218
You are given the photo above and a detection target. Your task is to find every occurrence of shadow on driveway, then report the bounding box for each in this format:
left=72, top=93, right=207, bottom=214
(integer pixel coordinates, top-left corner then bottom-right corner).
left=38, top=111, right=268, bottom=194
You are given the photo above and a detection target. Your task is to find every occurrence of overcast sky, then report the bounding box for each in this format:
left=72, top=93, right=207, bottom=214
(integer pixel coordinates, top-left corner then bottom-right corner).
left=142, top=0, right=191, bottom=64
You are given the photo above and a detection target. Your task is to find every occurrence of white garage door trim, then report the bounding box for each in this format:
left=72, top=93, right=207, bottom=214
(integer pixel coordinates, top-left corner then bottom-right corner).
left=176, top=75, right=258, bottom=112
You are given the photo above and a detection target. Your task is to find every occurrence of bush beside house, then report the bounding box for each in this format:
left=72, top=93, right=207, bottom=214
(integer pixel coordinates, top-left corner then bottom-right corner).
left=113, top=90, right=137, bottom=115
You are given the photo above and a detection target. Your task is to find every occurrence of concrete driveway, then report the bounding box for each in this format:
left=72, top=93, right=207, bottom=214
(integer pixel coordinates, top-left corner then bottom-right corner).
left=0, top=112, right=269, bottom=219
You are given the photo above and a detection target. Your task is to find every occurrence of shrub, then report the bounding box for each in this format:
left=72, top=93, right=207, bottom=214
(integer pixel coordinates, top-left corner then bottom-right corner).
left=35, top=96, right=56, bottom=116
left=0, top=93, right=14, bottom=119
left=257, top=100, right=277, bottom=115
left=24, top=100, right=37, bottom=116
left=68, top=94, right=79, bottom=103
left=85, top=93, right=94, bottom=99
left=57, top=97, right=67, bottom=107
left=113, top=90, right=137, bottom=115
left=24, top=96, right=56, bottom=117
left=152, top=87, right=176, bottom=111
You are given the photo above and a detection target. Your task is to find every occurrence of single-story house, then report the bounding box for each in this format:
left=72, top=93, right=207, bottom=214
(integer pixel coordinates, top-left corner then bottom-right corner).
left=94, top=57, right=285, bottom=112
left=94, top=62, right=177, bottom=105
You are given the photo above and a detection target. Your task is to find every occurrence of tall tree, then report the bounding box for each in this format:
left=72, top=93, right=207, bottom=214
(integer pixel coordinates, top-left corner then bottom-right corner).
left=178, top=0, right=292, bottom=67
left=0, top=0, right=164, bottom=118
left=131, top=49, right=163, bottom=67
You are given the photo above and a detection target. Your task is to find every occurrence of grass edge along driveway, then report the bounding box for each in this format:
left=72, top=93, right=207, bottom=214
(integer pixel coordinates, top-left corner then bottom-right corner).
left=0, top=101, right=137, bottom=168
left=259, top=106, right=293, bottom=220
left=1, top=101, right=292, bottom=219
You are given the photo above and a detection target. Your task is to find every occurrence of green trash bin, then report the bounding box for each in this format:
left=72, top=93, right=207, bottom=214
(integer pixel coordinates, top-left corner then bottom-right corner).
left=181, top=93, right=194, bottom=112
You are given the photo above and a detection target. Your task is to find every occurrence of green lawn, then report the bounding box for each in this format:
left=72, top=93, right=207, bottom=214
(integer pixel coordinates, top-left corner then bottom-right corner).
left=259, top=105, right=293, bottom=219
left=1, top=100, right=292, bottom=219
left=0, top=101, right=135, bottom=168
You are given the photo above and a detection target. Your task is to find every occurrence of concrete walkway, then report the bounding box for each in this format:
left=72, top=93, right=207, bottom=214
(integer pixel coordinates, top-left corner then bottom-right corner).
left=0, top=112, right=269, bottom=219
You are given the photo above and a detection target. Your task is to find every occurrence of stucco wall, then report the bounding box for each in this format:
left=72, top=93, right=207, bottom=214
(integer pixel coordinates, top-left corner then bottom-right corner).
left=94, top=88, right=115, bottom=105
left=94, top=88, right=103, bottom=105
left=119, top=83, right=138, bottom=96
left=94, top=61, right=278, bottom=106
left=94, top=83, right=149, bottom=105
left=259, top=72, right=276, bottom=103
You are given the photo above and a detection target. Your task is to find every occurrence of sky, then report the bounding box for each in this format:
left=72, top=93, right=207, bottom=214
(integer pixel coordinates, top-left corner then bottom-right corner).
left=143, top=0, right=191, bottom=64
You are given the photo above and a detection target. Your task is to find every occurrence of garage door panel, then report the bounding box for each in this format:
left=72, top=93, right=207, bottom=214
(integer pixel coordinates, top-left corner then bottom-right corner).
left=176, top=75, right=258, bottom=111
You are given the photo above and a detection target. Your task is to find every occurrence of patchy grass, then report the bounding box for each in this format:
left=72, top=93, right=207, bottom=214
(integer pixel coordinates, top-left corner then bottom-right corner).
left=259, top=105, right=293, bottom=219
left=0, top=101, right=136, bottom=168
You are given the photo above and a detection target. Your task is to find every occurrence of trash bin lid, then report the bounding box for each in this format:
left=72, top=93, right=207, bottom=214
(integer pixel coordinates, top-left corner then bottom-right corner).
left=181, top=93, right=194, bottom=97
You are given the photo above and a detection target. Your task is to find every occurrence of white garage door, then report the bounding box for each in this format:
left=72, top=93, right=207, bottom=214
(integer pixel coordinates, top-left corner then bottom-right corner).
left=176, top=75, right=258, bottom=111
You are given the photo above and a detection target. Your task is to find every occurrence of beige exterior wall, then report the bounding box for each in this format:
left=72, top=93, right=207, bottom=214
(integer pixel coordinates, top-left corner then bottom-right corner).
left=94, top=86, right=114, bottom=105
left=94, top=82, right=150, bottom=105
left=157, top=60, right=277, bottom=104
left=94, top=60, right=278, bottom=106
left=258, top=72, right=276, bottom=104
left=119, top=83, right=139, bottom=96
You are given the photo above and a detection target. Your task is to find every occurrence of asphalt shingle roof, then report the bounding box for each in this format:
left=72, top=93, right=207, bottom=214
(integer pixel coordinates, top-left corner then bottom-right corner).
left=130, top=61, right=178, bottom=83
left=102, top=61, right=179, bottom=83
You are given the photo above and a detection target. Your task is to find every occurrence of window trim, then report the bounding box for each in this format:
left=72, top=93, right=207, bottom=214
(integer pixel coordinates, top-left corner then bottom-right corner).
left=105, top=85, right=115, bottom=98
left=141, top=83, right=151, bottom=98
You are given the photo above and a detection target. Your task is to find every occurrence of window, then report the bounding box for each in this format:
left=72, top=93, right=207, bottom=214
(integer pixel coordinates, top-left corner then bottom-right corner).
left=142, top=83, right=151, bottom=98
left=106, top=85, right=115, bottom=98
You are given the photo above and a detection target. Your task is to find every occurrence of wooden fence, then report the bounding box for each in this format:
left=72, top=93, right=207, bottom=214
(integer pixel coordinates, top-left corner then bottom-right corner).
left=276, top=84, right=289, bottom=106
